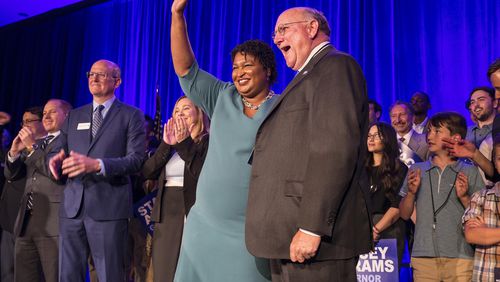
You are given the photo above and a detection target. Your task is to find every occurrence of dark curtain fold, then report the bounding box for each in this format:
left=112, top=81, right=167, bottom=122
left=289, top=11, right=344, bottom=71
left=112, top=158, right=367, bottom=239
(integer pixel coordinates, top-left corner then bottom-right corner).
left=0, top=0, right=498, bottom=132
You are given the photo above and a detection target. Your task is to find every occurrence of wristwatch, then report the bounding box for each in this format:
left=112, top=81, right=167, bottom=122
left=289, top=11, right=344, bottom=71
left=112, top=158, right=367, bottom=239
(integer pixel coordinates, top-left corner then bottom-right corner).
left=27, top=143, right=39, bottom=153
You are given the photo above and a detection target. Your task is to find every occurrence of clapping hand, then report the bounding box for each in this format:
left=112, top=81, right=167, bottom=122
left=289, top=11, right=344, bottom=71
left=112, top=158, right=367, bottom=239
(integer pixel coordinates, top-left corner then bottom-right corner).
left=49, top=149, right=66, bottom=180
left=455, top=172, right=468, bottom=199
left=18, top=127, right=37, bottom=149
left=174, top=117, right=193, bottom=143
left=407, top=169, right=421, bottom=195
left=163, top=119, right=177, bottom=145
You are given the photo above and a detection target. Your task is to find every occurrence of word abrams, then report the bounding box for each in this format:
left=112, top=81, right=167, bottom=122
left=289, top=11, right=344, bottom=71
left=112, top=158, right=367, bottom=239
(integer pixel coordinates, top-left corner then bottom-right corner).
left=356, top=239, right=398, bottom=282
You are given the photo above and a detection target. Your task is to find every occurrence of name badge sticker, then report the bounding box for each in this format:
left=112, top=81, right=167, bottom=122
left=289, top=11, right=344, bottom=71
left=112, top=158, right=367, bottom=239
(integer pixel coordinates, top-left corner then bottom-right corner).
left=77, top=122, right=91, bottom=130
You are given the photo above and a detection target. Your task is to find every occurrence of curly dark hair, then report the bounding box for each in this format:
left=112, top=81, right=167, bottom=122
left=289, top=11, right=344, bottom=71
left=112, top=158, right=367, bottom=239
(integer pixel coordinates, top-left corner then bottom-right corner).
left=231, top=40, right=277, bottom=85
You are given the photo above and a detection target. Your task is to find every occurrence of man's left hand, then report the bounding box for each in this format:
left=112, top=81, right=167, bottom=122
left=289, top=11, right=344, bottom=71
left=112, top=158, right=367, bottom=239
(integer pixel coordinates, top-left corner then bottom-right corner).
left=61, top=151, right=100, bottom=178
left=289, top=230, right=321, bottom=263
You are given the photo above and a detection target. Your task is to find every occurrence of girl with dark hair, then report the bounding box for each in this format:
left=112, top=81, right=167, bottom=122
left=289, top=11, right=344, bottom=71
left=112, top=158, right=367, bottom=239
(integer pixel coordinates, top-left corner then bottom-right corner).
left=366, top=122, right=408, bottom=266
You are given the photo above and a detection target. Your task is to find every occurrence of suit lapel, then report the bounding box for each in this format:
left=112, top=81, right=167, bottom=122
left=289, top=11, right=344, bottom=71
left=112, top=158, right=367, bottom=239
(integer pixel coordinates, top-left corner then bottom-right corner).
left=263, top=45, right=334, bottom=120
left=87, top=100, right=122, bottom=153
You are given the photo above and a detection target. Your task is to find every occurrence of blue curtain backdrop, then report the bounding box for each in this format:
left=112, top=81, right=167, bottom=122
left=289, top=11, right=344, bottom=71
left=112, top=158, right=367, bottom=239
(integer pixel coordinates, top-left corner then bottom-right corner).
left=0, top=0, right=498, bottom=131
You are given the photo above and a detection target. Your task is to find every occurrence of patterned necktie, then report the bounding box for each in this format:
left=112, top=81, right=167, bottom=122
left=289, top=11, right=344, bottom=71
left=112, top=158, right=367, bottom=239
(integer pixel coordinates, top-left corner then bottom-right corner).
left=92, top=105, right=105, bottom=138
left=399, top=137, right=405, bottom=143
left=40, top=135, right=54, bottom=150
left=26, top=192, right=34, bottom=213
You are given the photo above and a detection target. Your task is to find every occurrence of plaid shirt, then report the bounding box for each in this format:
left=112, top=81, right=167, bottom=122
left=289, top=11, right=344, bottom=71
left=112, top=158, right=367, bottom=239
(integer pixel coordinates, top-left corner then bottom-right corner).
left=462, top=183, right=500, bottom=282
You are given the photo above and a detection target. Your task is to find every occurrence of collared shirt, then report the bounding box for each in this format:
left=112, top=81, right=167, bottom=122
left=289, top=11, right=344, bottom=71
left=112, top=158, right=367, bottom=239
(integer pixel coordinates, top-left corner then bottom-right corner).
left=466, top=123, right=492, bottom=148
left=92, top=95, right=116, bottom=119
left=413, top=117, right=429, bottom=134
left=399, top=159, right=484, bottom=258
left=92, top=96, right=116, bottom=176
left=462, top=182, right=500, bottom=282
left=297, top=41, right=330, bottom=73
left=397, top=129, right=414, bottom=146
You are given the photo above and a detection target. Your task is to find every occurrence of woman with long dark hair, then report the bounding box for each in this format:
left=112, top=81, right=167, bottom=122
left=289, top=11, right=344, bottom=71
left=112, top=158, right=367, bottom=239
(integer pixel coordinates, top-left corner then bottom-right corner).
left=366, top=122, right=408, bottom=265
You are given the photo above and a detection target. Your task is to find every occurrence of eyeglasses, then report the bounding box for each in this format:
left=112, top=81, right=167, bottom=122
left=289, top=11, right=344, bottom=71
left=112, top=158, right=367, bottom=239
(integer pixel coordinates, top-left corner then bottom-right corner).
left=86, top=71, right=116, bottom=80
left=272, top=20, right=310, bottom=40
left=367, top=133, right=382, bottom=141
left=21, top=119, right=41, bottom=126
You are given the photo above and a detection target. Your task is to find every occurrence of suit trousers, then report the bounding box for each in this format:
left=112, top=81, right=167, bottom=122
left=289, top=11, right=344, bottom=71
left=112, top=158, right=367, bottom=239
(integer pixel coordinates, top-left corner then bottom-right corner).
left=1, top=230, right=15, bottom=282
left=270, top=257, right=359, bottom=282
left=59, top=214, right=128, bottom=282
left=14, top=214, right=59, bottom=282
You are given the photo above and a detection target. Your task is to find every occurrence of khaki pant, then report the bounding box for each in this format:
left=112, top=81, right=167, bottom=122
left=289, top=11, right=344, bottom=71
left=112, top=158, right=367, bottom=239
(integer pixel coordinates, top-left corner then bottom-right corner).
left=412, top=257, right=473, bottom=282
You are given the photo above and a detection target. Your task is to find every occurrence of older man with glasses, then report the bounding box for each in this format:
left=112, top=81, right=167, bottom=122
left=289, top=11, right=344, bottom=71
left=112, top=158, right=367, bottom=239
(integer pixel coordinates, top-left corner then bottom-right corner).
left=246, top=7, right=372, bottom=282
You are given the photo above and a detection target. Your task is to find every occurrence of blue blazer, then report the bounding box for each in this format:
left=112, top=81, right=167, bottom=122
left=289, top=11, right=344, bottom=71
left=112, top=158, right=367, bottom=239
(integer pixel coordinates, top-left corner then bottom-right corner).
left=57, top=99, right=146, bottom=220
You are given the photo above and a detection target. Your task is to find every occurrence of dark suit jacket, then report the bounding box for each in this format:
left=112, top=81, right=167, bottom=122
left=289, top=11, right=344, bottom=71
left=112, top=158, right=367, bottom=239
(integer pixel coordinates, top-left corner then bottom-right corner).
left=1, top=157, right=26, bottom=234
left=56, top=100, right=146, bottom=220
left=408, top=131, right=429, bottom=162
left=5, top=136, right=65, bottom=237
left=246, top=45, right=373, bottom=260
left=141, top=135, right=208, bottom=222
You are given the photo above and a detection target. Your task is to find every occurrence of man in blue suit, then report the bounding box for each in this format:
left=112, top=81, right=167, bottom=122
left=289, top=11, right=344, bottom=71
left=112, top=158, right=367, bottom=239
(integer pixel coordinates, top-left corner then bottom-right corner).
left=49, top=59, right=146, bottom=282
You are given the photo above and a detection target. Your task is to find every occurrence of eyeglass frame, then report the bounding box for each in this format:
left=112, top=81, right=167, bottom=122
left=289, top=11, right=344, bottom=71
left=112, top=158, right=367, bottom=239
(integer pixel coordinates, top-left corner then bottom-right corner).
left=86, top=71, right=118, bottom=80
left=272, top=20, right=311, bottom=40
left=367, top=133, right=382, bottom=141
left=21, top=119, right=41, bottom=127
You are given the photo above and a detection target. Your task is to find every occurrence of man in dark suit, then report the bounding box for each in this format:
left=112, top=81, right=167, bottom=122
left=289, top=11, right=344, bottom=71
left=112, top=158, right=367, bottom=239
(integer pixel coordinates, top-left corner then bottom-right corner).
left=5, top=99, right=71, bottom=282
left=246, top=7, right=372, bottom=281
left=49, top=60, right=146, bottom=282
left=1, top=107, right=46, bottom=282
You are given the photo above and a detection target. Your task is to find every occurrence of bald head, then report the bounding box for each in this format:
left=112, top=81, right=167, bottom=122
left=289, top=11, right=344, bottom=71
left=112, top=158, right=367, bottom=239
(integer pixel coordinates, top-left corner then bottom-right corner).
left=88, top=59, right=122, bottom=103
left=273, top=7, right=331, bottom=70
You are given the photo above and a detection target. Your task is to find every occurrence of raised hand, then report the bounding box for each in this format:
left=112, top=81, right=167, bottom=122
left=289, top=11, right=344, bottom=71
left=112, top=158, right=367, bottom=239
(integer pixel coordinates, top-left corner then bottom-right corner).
left=9, top=135, right=25, bottom=157
left=172, top=0, right=188, bottom=14
left=18, top=127, right=37, bottom=149
left=163, top=119, right=177, bottom=145
left=174, top=117, right=191, bottom=143
left=407, top=168, right=421, bottom=195
left=0, top=111, right=11, bottom=125
left=49, top=149, right=66, bottom=180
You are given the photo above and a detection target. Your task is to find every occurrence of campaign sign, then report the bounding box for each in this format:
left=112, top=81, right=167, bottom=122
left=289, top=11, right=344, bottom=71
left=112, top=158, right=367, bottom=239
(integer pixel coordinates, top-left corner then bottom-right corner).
left=133, top=190, right=157, bottom=235
left=356, top=239, right=398, bottom=282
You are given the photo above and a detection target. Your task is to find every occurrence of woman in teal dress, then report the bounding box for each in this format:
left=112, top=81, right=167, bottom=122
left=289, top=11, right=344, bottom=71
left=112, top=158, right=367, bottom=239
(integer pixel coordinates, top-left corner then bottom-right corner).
left=170, top=0, right=278, bottom=281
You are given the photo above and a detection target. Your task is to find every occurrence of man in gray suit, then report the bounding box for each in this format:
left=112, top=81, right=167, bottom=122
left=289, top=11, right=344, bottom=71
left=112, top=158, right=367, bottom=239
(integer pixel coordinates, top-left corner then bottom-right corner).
left=5, top=99, right=71, bottom=282
left=1, top=108, right=43, bottom=282
left=49, top=59, right=146, bottom=282
left=390, top=101, right=429, bottom=164
left=246, top=7, right=372, bottom=281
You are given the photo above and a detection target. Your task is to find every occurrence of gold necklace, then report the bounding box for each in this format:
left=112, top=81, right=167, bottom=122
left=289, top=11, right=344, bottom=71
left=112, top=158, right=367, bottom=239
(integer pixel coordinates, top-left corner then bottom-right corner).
left=241, top=90, right=275, bottom=110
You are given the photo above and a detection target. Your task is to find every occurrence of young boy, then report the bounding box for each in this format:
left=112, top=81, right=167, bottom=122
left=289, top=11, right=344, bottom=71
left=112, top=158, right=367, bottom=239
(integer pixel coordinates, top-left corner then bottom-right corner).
left=399, top=112, right=484, bottom=281
left=463, top=134, right=500, bottom=282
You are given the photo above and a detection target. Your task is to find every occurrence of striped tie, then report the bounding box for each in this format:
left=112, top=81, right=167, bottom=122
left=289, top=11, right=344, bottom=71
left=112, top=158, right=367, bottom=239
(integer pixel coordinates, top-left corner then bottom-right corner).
left=26, top=192, right=34, bottom=213
left=40, top=135, right=54, bottom=150
left=92, top=105, right=104, bottom=138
